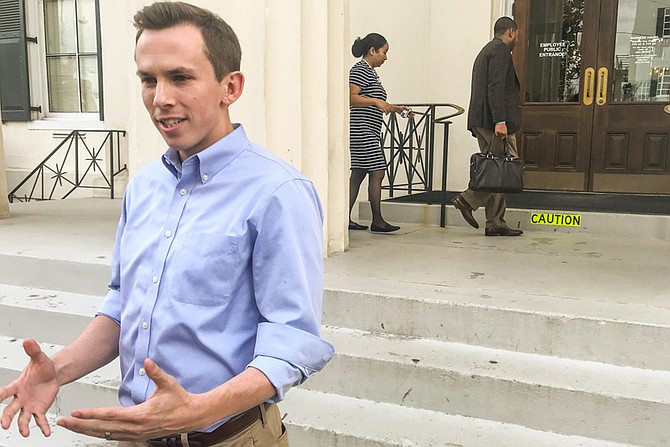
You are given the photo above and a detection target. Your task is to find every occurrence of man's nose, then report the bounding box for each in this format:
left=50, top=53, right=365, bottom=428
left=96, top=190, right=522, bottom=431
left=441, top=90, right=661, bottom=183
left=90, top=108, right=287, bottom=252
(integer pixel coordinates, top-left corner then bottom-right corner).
left=153, top=81, right=174, bottom=107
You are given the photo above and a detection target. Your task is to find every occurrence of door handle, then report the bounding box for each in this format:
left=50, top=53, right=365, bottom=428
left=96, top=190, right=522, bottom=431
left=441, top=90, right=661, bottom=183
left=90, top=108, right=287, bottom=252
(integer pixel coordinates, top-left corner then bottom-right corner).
left=583, top=67, right=595, bottom=106
left=596, top=67, right=608, bottom=105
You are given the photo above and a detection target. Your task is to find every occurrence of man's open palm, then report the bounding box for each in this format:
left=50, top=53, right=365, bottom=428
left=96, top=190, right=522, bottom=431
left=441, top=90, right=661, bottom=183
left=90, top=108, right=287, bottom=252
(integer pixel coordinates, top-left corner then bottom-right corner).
left=0, top=339, right=59, bottom=437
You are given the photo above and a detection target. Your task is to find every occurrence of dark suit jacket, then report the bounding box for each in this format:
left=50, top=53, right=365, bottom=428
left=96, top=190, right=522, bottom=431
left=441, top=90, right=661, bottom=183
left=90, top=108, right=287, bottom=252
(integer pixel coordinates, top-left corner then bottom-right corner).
left=467, top=38, right=521, bottom=135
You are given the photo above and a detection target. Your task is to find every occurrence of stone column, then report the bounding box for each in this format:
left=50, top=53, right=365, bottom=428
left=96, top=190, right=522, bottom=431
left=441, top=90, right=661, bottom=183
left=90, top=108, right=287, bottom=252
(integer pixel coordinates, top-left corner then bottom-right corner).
left=264, top=0, right=349, bottom=255
left=0, top=119, right=10, bottom=219
left=326, top=0, right=350, bottom=254
left=265, top=0, right=302, bottom=167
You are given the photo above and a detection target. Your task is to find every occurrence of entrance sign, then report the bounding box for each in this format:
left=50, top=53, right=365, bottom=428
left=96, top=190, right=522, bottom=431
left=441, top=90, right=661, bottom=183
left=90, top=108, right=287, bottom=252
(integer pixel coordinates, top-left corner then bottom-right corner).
left=630, top=36, right=661, bottom=65
left=539, top=41, right=569, bottom=58
left=530, top=213, right=582, bottom=227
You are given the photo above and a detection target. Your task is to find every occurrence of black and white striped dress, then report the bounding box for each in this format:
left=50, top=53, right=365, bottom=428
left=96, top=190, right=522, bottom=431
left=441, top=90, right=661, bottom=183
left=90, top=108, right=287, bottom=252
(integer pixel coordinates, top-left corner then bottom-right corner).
left=349, top=60, right=387, bottom=171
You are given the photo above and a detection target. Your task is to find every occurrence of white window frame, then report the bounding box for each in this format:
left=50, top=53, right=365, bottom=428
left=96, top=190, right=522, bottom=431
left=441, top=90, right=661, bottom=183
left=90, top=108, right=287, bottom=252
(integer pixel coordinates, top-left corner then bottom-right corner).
left=24, top=0, right=105, bottom=129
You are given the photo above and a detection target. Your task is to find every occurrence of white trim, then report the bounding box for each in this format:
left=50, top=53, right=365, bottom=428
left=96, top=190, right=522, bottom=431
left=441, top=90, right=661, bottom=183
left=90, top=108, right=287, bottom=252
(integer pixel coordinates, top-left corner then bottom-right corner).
left=500, top=0, right=514, bottom=17
left=27, top=117, right=107, bottom=131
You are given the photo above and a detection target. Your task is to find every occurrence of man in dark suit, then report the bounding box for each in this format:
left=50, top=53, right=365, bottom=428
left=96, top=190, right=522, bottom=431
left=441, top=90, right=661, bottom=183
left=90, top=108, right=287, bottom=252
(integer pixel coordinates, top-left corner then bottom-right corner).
left=452, top=16, right=523, bottom=236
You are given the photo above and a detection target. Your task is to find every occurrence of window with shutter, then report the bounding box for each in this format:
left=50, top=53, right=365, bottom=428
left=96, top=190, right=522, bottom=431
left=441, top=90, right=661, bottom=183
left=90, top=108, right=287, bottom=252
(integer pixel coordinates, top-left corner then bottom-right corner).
left=0, top=0, right=32, bottom=122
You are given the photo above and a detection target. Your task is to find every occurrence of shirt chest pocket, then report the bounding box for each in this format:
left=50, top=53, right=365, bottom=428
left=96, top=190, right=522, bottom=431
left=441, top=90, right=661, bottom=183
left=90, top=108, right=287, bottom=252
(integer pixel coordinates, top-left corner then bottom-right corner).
left=166, top=233, right=240, bottom=306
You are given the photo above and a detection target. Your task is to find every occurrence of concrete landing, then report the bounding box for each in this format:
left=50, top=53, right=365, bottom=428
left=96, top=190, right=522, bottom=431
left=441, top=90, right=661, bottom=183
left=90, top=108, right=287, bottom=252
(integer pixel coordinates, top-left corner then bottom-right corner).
left=330, top=216, right=670, bottom=320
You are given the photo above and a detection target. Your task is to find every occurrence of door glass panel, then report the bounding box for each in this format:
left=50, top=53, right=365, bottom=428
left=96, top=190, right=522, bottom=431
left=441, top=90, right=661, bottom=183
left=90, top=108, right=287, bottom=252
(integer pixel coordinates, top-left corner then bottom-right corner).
left=614, top=0, right=670, bottom=102
left=525, top=0, right=585, bottom=102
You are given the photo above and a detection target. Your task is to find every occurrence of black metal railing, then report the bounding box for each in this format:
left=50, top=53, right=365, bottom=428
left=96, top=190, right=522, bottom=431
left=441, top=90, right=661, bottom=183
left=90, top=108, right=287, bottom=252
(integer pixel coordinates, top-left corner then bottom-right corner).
left=8, top=129, right=127, bottom=203
left=380, top=103, right=464, bottom=226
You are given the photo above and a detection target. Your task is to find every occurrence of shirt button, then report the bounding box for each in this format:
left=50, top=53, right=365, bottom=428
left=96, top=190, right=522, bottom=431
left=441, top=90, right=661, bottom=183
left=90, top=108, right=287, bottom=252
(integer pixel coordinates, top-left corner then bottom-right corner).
left=138, top=368, right=146, bottom=376
left=179, top=188, right=187, bottom=196
left=141, top=322, right=149, bottom=330
left=152, top=276, right=158, bottom=283
left=202, top=174, right=209, bottom=182
left=164, top=230, right=172, bottom=238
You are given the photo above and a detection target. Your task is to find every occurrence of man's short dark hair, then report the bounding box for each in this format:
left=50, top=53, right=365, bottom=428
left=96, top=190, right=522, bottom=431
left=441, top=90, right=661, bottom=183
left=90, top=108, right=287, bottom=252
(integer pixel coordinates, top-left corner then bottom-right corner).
left=494, top=16, right=518, bottom=37
left=133, top=1, right=241, bottom=81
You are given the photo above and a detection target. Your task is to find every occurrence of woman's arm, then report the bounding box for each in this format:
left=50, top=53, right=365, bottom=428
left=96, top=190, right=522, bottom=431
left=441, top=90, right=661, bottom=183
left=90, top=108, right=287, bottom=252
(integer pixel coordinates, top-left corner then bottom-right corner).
left=349, top=83, right=403, bottom=114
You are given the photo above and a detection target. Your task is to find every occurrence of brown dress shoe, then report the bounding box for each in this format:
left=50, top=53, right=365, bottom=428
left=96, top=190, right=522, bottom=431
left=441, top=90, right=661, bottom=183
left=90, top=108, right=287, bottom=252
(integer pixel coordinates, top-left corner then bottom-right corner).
left=451, top=194, right=479, bottom=229
left=485, top=226, right=523, bottom=236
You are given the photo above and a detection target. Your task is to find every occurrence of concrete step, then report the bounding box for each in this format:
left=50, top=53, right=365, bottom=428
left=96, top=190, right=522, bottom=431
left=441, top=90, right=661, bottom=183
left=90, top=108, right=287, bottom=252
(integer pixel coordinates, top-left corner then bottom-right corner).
left=0, top=294, right=664, bottom=446
left=0, top=406, right=108, bottom=447
left=322, top=284, right=670, bottom=371
left=302, top=327, right=670, bottom=447
left=359, top=201, right=670, bottom=240
left=282, top=388, right=640, bottom=447
left=4, top=244, right=668, bottom=374
left=0, top=284, right=103, bottom=345
left=2, top=285, right=669, bottom=446
left=0, top=339, right=644, bottom=447
left=0, top=254, right=109, bottom=296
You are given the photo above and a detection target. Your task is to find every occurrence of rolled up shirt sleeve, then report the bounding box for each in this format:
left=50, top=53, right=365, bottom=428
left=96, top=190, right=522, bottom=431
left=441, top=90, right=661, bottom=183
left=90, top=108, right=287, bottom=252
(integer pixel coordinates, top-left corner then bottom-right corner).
left=250, top=178, right=335, bottom=399
left=97, top=195, right=127, bottom=325
left=250, top=323, right=334, bottom=400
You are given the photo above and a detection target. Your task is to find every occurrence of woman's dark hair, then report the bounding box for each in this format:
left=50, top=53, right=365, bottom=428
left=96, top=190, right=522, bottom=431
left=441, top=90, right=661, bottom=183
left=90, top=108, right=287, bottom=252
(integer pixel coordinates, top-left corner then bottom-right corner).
left=351, top=33, right=387, bottom=58
left=133, top=1, right=241, bottom=82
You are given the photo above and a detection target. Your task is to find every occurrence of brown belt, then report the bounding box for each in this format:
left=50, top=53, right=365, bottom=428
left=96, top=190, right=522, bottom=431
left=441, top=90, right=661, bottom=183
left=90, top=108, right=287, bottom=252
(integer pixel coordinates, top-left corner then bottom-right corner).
left=147, top=405, right=263, bottom=447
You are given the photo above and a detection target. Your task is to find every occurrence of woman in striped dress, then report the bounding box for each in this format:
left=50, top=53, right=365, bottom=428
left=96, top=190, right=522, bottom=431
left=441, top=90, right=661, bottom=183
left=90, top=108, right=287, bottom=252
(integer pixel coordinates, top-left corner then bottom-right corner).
left=348, top=33, right=408, bottom=233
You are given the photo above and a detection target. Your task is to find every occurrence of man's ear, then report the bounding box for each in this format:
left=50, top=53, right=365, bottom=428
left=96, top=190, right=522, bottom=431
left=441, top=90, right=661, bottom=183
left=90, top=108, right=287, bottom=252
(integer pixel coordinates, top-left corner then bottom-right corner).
left=221, top=71, right=245, bottom=106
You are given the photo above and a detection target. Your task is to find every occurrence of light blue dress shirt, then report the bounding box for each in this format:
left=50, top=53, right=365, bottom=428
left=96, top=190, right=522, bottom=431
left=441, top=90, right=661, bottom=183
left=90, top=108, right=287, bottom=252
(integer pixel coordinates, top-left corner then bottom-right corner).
left=98, top=124, right=334, bottom=430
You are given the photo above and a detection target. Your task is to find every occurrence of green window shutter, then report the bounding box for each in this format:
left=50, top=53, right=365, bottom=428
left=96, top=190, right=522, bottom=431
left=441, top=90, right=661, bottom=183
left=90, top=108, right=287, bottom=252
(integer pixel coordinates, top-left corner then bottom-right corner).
left=0, top=0, right=31, bottom=122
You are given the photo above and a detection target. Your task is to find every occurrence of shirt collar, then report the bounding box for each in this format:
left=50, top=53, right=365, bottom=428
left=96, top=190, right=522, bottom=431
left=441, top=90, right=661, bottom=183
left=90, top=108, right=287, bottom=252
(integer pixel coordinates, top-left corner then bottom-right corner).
left=161, top=124, right=250, bottom=182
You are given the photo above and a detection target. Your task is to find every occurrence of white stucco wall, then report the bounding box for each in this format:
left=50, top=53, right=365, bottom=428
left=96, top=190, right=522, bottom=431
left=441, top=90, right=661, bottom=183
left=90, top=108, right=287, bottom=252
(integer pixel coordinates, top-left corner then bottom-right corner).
left=1, top=0, right=512, bottom=252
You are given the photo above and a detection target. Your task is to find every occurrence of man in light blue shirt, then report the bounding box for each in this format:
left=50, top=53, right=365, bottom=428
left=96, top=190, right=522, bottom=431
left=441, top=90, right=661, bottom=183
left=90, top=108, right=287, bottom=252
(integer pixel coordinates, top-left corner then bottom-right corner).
left=0, top=2, right=333, bottom=446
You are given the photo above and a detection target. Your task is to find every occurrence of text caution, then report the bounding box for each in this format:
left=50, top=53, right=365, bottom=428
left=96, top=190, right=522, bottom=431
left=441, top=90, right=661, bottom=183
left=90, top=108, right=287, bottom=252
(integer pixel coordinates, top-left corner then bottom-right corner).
left=530, top=213, right=581, bottom=227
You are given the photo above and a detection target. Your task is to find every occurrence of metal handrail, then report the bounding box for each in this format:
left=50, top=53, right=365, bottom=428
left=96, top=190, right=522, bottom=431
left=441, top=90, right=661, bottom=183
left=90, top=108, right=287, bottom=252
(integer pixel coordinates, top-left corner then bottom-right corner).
left=8, top=129, right=127, bottom=203
left=380, top=104, right=464, bottom=226
left=434, top=103, right=466, bottom=123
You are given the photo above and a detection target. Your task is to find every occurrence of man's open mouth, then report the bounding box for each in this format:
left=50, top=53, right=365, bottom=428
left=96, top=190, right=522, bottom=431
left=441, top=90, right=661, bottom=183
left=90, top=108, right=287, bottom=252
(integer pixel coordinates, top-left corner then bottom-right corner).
left=160, top=118, right=184, bottom=129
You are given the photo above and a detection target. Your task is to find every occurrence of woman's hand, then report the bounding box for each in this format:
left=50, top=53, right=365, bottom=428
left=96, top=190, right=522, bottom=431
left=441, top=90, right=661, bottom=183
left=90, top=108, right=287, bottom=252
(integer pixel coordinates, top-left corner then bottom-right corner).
left=395, top=105, right=415, bottom=118
left=373, top=99, right=394, bottom=114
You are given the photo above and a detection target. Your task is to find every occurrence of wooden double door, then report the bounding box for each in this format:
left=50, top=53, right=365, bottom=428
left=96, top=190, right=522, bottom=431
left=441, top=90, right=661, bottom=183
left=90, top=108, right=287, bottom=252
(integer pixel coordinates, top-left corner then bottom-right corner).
left=514, top=0, right=670, bottom=193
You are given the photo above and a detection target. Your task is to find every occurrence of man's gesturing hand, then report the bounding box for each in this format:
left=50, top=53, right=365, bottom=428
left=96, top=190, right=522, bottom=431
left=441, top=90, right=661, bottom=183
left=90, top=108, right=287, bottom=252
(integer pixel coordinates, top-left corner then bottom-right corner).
left=57, top=358, right=202, bottom=441
left=0, top=339, right=60, bottom=437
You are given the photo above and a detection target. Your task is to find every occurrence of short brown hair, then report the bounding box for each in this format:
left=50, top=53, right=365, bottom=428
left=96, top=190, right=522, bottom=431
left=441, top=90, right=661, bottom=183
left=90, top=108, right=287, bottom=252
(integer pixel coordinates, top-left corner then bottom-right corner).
left=133, top=1, right=241, bottom=81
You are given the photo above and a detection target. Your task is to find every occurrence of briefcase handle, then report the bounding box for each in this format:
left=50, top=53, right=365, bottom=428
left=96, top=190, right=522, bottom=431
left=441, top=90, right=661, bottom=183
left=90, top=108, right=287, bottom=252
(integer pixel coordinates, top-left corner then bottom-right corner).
left=484, top=137, right=514, bottom=159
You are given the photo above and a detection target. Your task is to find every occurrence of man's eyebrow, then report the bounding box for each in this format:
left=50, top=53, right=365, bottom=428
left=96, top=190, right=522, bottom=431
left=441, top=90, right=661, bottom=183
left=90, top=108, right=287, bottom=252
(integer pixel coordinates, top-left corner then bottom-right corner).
left=136, top=67, right=195, bottom=78
left=166, top=67, right=195, bottom=76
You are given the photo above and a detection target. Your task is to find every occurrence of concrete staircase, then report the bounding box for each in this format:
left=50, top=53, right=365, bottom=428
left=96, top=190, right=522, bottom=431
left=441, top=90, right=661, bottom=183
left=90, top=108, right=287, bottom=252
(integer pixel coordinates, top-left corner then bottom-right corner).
left=1, top=199, right=669, bottom=446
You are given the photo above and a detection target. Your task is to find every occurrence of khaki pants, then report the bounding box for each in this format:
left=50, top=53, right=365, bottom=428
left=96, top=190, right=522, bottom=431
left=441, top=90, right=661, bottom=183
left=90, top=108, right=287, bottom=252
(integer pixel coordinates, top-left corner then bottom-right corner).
left=461, top=127, right=518, bottom=229
left=117, top=403, right=288, bottom=447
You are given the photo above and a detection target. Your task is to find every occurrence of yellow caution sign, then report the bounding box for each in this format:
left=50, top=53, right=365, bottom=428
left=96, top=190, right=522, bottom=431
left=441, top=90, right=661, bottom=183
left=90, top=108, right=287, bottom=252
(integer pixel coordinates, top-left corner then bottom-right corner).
left=530, top=213, right=581, bottom=227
